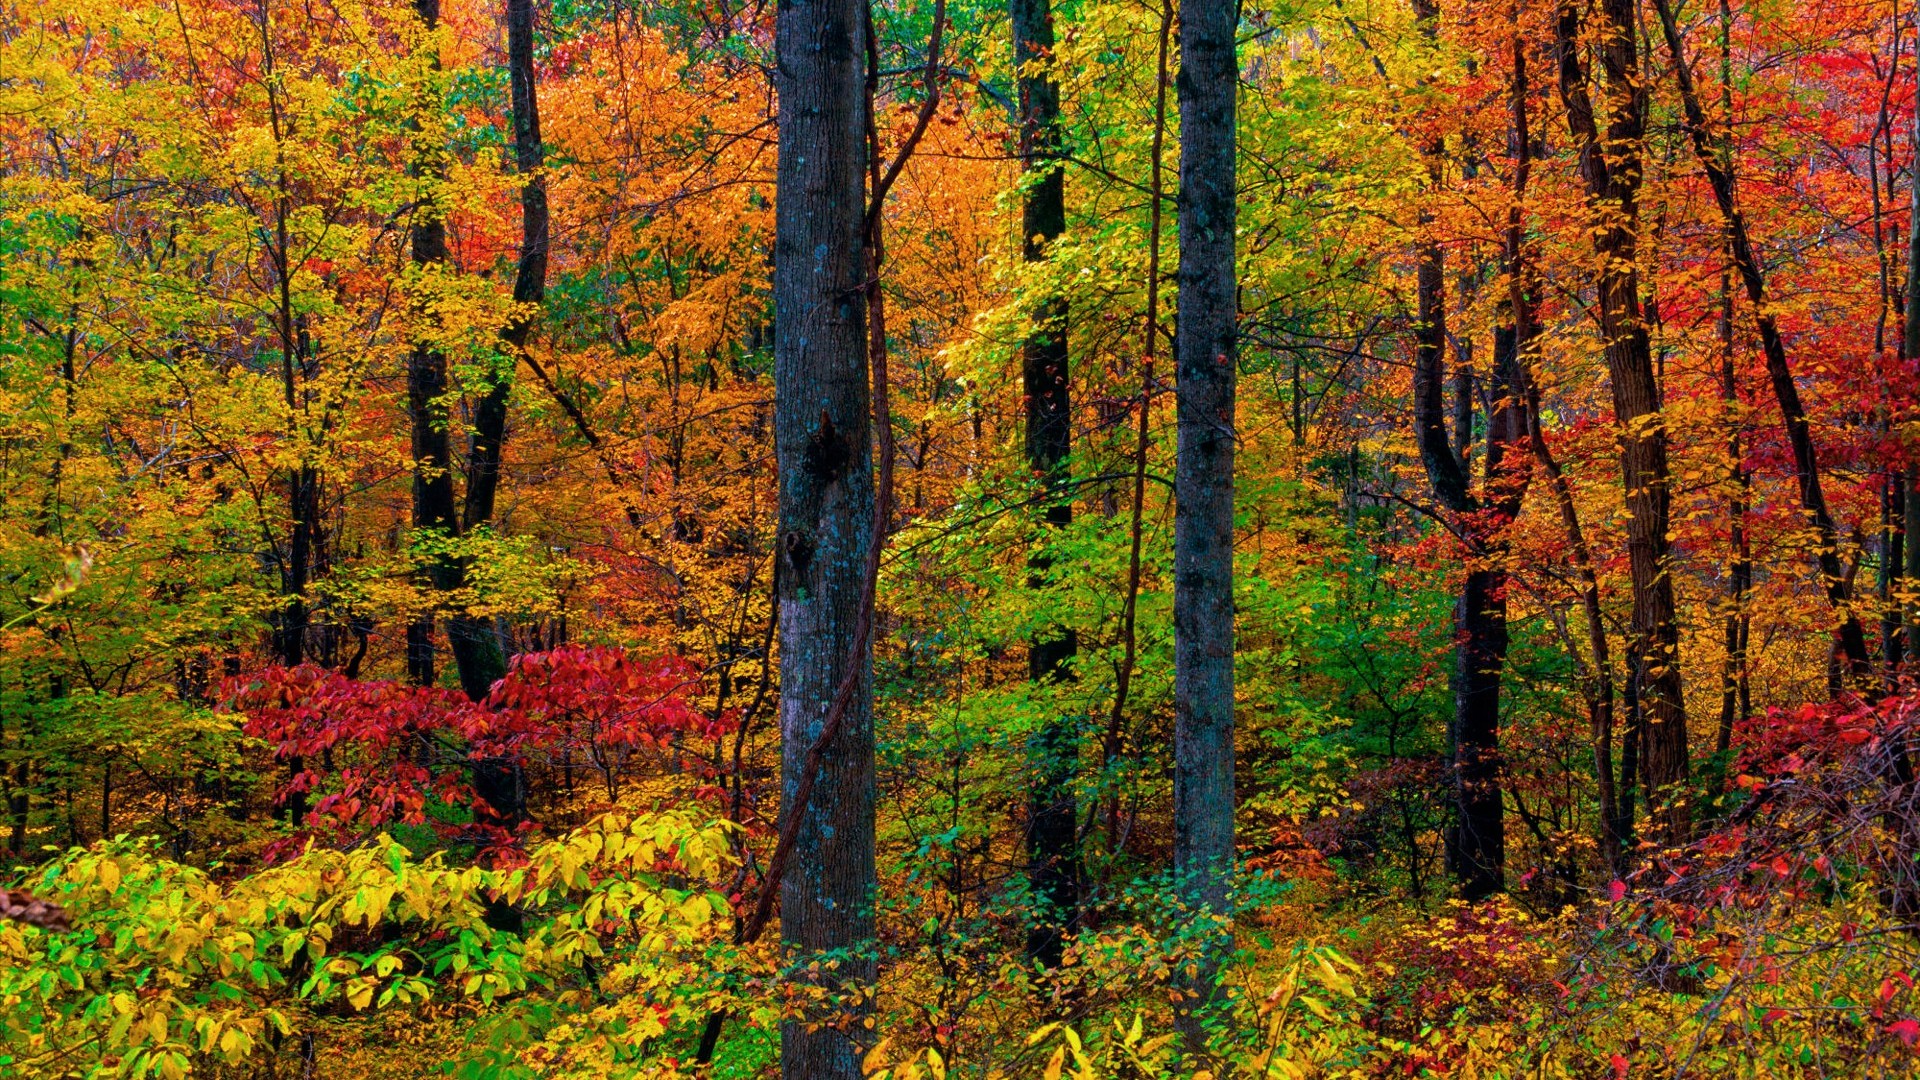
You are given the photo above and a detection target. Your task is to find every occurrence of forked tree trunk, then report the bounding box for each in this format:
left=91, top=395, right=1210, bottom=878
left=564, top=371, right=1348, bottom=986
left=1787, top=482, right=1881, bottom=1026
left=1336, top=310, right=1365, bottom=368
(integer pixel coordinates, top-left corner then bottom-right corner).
left=443, top=0, right=550, bottom=702
left=1172, top=0, right=1238, bottom=1045
left=1556, top=0, right=1689, bottom=843
left=773, top=0, right=875, bottom=1076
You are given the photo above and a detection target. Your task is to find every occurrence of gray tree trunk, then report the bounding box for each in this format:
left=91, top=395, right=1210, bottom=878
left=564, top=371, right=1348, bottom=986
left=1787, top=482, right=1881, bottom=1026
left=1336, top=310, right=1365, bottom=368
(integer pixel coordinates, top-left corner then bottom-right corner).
left=1172, top=0, right=1237, bottom=1042
left=774, top=0, right=875, bottom=1076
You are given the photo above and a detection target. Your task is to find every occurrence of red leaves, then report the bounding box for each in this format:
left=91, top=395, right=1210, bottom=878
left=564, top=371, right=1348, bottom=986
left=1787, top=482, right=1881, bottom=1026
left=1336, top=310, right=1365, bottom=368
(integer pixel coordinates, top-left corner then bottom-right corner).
left=226, top=646, right=716, bottom=845
left=1607, top=879, right=1628, bottom=903
left=483, top=646, right=717, bottom=757
left=1730, top=692, right=1919, bottom=781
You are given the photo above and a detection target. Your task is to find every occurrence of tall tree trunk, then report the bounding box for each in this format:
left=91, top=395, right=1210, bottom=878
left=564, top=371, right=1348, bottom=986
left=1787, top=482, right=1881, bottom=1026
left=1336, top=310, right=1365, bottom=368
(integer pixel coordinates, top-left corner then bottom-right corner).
left=1556, top=0, right=1689, bottom=843
left=442, top=0, right=550, bottom=702
left=1407, top=0, right=1524, bottom=900
left=1651, top=0, right=1871, bottom=686
left=774, top=0, right=874, bottom=1075
left=1013, top=0, right=1079, bottom=971
left=1714, top=0, right=1752, bottom=752
left=406, top=0, right=457, bottom=689
left=1717, top=264, right=1753, bottom=754
left=1172, top=0, right=1238, bottom=1044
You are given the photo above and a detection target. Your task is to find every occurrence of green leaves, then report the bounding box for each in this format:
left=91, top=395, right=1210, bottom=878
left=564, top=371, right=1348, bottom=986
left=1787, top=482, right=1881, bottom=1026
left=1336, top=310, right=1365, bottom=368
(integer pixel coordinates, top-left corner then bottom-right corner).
left=1, top=810, right=734, bottom=1076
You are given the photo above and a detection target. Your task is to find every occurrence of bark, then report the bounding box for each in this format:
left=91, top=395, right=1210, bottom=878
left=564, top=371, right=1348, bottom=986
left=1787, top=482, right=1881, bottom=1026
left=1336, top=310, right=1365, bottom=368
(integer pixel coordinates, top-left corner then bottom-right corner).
left=1406, top=0, right=1525, bottom=900
left=1716, top=269, right=1754, bottom=754
left=773, top=0, right=875, bottom=1075
left=1556, top=0, right=1689, bottom=843
left=1013, top=0, right=1080, bottom=971
left=260, top=8, right=312, bottom=825
left=462, top=0, right=547, bottom=537
left=443, top=0, right=551, bottom=702
left=1452, top=316, right=1531, bottom=898
left=1652, top=0, right=1871, bottom=684
left=261, top=9, right=312, bottom=671
left=1712, top=0, right=1751, bottom=756
left=406, top=0, right=457, bottom=689
left=1172, top=0, right=1238, bottom=1041
left=1413, top=251, right=1469, bottom=512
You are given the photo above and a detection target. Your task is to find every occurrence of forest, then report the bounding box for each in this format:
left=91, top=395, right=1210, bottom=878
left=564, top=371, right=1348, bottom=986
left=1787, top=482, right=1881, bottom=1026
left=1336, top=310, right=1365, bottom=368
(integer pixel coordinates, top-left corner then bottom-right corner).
left=3, top=0, right=1920, bottom=1074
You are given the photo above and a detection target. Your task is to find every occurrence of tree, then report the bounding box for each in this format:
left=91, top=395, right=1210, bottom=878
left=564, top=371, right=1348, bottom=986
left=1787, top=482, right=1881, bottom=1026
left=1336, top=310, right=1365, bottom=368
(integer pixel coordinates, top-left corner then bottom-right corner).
left=773, top=0, right=876, bottom=1075
left=1555, top=0, right=1689, bottom=844
left=1172, top=0, right=1238, bottom=1039
left=1012, top=0, right=1080, bottom=973
left=1404, top=0, right=1532, bottom=902
left=405, top=0, right=459, bottom=689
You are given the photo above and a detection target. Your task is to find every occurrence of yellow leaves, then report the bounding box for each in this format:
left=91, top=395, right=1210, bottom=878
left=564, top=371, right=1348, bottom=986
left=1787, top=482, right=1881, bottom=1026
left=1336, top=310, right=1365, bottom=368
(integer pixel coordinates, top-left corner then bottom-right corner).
left=1311, top=950, right=1359, bottom=999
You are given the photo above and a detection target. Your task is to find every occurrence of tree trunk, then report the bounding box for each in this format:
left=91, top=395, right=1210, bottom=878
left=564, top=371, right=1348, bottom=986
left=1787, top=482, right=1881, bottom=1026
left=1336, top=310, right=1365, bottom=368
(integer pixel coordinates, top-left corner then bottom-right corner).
left=1013, top=0, right=1080, bottom=972
left=443, top=0, right=550, bottom=702
left=1556, top=0, right=1689, bottom=843
left=406, top=0, right=457, bottom=689
left=1172, top=0, right=1237, bottom=1043
left=774, top=0, right=875, bottom=1075
left=1407, top=0, right=1522, bottom=899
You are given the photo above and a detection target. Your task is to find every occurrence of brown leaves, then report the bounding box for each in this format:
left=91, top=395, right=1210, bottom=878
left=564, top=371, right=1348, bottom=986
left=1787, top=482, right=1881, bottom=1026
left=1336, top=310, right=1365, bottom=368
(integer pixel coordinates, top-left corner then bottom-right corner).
left=0, top=887, right=70, bottom=932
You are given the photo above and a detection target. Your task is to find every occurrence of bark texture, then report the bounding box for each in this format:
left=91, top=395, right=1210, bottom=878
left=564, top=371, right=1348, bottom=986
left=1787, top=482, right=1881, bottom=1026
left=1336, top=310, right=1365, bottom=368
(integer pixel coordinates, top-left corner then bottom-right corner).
left=774, top=0, right=875, bottom=1076
left=1556, top=0, right=1689, bottom=842
left=1172, top=0, right=1237, bottom=1038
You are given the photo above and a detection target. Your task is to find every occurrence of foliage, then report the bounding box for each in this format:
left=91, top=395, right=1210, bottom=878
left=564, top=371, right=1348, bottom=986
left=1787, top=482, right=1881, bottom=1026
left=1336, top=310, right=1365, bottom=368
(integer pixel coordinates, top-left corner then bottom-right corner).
left=5, top=0, right=1920, bottom=1075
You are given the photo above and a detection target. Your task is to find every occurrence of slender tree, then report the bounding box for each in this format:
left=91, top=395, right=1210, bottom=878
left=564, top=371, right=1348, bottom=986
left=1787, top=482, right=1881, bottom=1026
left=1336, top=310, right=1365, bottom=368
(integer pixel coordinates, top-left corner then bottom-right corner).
left=1405, top=0, right=1525, bottom=901
left=1908, top=0, right=1920, bottom=673
left=405, top=0, right=457, bottom=689
left=1172, top=0, right=1238, bottom=1042
left=1012, top=0, right=1080, bottom=972
left=403, top=0, right=546, bottom=707
left=1652, top=0, right=1871, bottom=688
left=442, top=0, right=550, bottom=702
left=773, top=0, right=875, bottom=1074
left=1556, top=0, right=1690, bottom=843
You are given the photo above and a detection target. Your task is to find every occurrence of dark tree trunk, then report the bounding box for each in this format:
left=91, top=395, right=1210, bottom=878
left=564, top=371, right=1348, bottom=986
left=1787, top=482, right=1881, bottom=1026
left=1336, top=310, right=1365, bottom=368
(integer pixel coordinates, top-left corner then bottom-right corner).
left=1451, top=564, right=1507, bottom=896
left=443, top=0, right=550, bottom=702
left=1716, top=268, right=1753, bottom=756
left=1556, top=0, right=1689, bottom=844
left=1448, top=313, right=1531, bottom=899
left=1407, top=0, right=1521, bottom=900
left=406, top=0, right=457, bottom=690
left=1171, top=0, right=1238, bottom=1042
left=1013, top=0, right=1080, bottom=972
left=1908, top=8, right=1920, bottom=680
left=774, top=0, right=874, bottom=1076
